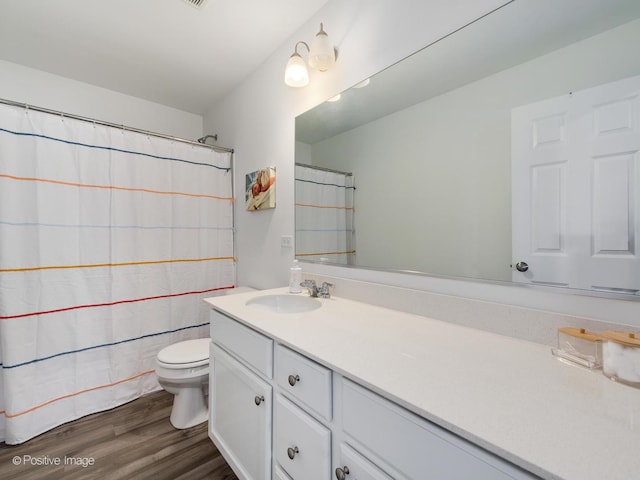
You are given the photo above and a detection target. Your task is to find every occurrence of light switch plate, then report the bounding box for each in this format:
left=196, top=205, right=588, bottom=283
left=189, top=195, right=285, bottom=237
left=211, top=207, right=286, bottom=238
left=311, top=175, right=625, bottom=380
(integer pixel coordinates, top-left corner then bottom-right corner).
left=281, top=235, right=293, bottom=248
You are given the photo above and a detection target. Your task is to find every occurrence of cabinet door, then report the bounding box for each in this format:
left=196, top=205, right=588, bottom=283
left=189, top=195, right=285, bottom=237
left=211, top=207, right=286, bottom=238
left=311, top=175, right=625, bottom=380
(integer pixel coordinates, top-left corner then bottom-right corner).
left=335, top=443, right=393, bottom=480
left=210, top=343, right=272, bottom=480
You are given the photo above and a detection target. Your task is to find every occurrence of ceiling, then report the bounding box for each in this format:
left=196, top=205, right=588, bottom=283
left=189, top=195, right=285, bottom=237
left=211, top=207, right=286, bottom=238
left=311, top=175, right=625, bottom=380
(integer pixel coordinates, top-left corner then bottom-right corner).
left=0, top=0, right=330, bottom=115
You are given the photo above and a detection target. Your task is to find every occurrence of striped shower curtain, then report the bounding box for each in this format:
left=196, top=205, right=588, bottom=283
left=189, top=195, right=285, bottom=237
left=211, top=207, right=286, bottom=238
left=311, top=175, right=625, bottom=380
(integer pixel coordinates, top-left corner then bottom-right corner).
left=295, top=164, right=355, bottom=264
left=0, top=103, right=235, bottom=444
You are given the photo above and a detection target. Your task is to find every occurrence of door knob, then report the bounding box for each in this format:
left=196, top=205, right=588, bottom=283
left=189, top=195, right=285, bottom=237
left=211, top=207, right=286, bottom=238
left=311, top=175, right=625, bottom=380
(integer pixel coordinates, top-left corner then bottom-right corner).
left=335, top=466, right=350, bottom=480
left=515, top=261, right=529, bottom=272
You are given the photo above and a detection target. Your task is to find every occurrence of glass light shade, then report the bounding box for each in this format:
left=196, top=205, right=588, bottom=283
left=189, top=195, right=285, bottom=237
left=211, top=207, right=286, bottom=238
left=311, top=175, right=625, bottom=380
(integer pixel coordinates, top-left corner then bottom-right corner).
left=308, top=25, right=335, bottom=71
left=284, top=53, right=309, bottom=87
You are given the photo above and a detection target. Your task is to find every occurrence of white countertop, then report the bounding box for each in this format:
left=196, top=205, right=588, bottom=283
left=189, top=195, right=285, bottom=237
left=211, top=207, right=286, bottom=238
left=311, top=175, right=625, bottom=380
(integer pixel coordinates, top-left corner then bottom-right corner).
left=205, top=288, right=640, bottom=480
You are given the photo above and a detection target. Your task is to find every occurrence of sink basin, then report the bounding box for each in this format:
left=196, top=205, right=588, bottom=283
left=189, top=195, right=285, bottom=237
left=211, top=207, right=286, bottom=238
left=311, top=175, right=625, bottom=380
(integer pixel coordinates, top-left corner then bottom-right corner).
left=245, top=294, right=321, bottom=314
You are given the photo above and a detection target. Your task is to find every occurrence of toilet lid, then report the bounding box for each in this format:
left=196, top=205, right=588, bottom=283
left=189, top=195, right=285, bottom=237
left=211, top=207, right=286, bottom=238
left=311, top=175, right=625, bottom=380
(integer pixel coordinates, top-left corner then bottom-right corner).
left=157, top=338, right=209, bottom=366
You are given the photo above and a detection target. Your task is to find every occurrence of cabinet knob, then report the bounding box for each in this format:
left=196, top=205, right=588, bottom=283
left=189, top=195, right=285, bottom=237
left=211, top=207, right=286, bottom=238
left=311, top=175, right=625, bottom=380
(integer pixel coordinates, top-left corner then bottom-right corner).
left=254, top=395, right=265, bottom=406
left=287, top=446, right=299, bottom=460
left=335, top=466, right=350, bottom=480
left=288, top=374, right=300, bottom=386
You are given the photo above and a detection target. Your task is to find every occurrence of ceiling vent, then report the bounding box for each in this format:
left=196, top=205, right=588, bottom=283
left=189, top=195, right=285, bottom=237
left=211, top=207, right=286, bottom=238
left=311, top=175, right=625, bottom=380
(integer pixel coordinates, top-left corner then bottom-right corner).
left=183, top=0, right=208, bottom=9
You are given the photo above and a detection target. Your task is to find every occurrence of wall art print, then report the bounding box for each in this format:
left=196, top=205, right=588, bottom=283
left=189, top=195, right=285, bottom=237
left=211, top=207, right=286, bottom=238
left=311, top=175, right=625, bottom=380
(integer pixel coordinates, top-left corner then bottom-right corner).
left=246, top=166, right=276, bottom=211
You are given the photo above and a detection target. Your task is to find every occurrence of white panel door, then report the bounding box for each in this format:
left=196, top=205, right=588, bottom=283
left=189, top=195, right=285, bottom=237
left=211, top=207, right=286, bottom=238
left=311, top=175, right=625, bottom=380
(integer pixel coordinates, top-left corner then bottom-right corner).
left=512, top=74, right=640, bottom=293
left=512, top=98, right=571, bottom=286
left=571, top=75, right=640, bottom=293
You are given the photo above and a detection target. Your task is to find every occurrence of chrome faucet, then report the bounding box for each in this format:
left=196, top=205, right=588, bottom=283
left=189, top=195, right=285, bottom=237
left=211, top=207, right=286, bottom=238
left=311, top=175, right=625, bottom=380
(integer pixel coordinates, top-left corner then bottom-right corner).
left=300, top=279, right=333, bottom=298
left=318, top=281, right=333, bottom=298
left=300, top=279, right=319, bottom=297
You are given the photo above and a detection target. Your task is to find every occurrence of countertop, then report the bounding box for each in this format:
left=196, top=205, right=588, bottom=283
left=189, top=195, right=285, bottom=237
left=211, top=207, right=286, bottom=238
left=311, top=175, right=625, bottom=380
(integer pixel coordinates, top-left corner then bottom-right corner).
left=204, top=288, right=640, bottom=480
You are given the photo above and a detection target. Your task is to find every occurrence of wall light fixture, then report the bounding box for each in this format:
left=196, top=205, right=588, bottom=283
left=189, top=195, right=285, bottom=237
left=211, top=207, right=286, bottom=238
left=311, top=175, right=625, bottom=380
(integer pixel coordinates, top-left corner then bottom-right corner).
left=284, top=23, right=336, bottom=87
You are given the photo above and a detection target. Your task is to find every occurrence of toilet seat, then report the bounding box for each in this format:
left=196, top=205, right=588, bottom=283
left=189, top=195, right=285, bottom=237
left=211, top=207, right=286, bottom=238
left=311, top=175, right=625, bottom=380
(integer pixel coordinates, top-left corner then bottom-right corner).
left=157, top=338, right=209, bottom=369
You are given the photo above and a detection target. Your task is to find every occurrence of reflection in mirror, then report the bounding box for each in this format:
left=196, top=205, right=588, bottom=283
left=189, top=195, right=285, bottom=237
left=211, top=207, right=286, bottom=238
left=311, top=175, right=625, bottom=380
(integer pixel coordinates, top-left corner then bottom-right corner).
left=294, top=163, right=355, bottom=264
left=295, top=0, right=640, bottom=298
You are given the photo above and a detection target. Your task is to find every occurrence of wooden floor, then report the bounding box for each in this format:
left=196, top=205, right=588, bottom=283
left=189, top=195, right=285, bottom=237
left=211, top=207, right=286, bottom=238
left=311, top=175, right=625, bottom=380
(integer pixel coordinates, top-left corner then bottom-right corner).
left=0, top=390, right=238, bottom=480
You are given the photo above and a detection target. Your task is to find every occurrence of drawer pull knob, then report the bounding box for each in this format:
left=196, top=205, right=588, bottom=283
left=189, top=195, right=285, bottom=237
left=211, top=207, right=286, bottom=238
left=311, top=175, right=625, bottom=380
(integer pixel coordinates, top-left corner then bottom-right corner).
left=288, top=374, right=300, bottom=386
left=335, top=466, right=350, bottom=480
left=287, top=446, right=299, bottom=460
left=254, top=395, right=265, bottom=406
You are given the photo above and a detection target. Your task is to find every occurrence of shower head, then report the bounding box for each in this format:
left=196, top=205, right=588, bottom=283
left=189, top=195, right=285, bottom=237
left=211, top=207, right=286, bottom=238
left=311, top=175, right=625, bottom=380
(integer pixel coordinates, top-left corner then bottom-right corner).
left=197, top=134, right=218, bottom=144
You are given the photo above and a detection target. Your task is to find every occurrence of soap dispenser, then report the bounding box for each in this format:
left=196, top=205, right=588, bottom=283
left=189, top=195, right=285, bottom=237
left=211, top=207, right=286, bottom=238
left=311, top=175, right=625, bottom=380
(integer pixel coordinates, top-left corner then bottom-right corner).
left=289, top=259, right=302, bottom=293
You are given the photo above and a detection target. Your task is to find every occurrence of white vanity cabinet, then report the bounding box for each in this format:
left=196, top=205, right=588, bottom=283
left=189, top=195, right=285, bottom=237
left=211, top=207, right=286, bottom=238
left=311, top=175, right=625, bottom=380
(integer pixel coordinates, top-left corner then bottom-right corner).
left=209, top=310, right=274, bottom=480
left=338, top=378, right=534, bottom=480
left=208, top=308, right=537, bottom=480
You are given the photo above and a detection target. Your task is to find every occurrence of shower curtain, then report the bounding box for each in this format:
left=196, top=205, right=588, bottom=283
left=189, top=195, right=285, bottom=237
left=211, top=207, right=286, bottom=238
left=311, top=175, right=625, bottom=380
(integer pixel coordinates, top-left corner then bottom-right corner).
left=0, top=103, right=235, bottom=444
left=295, top=164, right=355, bottom=264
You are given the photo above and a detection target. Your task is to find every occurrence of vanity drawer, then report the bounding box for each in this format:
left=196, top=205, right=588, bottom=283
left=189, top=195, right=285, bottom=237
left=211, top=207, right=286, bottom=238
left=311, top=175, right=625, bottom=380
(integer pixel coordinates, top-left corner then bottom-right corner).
left=210, top=310, right=273, bottom=378
left=341, top=378, right=531, bottom=480
left=275, top=394, right=331, bottom=480
left=275, top=343, right=332, bottom=420
left=337, top=443, right=393, bottom=480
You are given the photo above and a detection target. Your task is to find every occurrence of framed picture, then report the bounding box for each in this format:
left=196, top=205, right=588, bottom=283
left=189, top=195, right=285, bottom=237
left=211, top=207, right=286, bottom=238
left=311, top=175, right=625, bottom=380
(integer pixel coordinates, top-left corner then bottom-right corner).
left=246, top=166, right=276, bottom=211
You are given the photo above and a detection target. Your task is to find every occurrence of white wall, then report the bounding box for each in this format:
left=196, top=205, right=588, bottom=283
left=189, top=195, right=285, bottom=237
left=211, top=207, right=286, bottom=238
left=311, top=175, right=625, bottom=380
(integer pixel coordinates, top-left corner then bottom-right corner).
left=205, top=0, right=640, bottom=328
left=309, top=18, right=640, bottom=283
left=0, top=60, right=203, bottom=139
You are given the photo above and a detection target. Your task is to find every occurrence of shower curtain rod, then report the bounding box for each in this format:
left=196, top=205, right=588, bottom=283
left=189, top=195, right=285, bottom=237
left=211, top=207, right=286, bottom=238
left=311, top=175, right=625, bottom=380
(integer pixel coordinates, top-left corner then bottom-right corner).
left=295, top=162, right=352, bottom=176
left=0, top=97, right=234, bottom=154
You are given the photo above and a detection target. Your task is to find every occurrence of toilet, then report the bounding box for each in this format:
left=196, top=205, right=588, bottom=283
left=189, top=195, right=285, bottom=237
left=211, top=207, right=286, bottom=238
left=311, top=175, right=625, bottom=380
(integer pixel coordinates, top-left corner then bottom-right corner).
left=155, top=338, right=210, bottom=429
left=155, top=286, right=257, bottom=429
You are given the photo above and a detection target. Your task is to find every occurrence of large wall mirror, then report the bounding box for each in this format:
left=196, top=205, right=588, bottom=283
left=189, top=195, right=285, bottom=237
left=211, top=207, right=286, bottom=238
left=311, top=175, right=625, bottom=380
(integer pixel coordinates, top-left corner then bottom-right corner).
left=295, top=0, right=640, bottom=299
